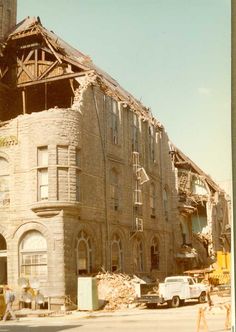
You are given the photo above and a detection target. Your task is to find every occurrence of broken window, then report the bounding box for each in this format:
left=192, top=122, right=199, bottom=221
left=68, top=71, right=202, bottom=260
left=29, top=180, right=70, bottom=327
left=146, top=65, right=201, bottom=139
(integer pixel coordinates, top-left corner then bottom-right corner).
left=192, top=204, right=208, bottom=233
left=37, top=147, right=48, bottom=201
left=0, top=157, right=10, bottom=206
left=111, top=234, right=123, bottom=272
left=150, top=237, right=160, bottom=270
left=19, top=231, right=47, bottom=282
left=191, top=176, right=208, bottom=195
left=76, top=231, right=92, bottom=274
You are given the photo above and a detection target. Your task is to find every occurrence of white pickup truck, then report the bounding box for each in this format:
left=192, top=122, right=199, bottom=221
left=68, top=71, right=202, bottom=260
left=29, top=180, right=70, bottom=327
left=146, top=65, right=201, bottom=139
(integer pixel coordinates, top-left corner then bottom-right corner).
left=136, top=275, right=208, bottom=308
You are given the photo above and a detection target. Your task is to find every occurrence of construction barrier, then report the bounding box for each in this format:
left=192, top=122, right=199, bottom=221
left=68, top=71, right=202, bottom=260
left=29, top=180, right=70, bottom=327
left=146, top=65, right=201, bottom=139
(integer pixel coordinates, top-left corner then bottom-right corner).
left=196, top=303, right=231, bottom=332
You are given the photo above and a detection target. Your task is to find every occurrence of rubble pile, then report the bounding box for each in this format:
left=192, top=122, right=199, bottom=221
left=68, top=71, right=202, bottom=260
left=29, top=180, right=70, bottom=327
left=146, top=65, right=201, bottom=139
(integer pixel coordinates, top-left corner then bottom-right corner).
left=96, top=272, right=139, bottom=311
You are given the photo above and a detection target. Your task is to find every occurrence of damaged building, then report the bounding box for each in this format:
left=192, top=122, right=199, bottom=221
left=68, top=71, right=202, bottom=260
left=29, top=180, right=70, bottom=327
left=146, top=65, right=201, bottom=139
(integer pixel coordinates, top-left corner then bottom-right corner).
left=0, top=2, right=231, bottom=309
left=170, top=147, right=231, bottom=271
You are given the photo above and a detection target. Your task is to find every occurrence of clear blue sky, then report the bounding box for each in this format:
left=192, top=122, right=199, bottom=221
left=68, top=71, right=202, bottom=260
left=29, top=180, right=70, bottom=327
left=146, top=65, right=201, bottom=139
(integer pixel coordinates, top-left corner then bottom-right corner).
left=18, top=0, right=231, bottom=194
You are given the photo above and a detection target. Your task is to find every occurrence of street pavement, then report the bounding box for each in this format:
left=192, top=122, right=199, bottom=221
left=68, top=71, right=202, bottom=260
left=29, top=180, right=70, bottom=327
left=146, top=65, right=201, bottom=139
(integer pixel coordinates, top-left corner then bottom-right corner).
left=0, top=296, right=231, bottom=332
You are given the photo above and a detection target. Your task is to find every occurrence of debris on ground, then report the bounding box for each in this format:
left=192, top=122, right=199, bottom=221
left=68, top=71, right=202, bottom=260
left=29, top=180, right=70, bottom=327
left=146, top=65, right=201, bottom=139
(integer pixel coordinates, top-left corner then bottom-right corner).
left=96, top=272, right=152, bottom=311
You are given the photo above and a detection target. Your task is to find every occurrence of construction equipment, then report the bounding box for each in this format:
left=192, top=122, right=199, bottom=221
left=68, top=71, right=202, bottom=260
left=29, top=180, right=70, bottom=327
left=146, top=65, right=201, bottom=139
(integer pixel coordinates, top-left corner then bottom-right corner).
left=208, top=251, right=231, bottom=286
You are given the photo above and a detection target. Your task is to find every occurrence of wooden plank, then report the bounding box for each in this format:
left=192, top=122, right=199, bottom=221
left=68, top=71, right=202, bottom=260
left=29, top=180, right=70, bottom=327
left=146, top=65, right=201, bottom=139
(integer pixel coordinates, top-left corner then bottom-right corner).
left=34, top=49, right=38, bottom=78
left=17, top=70, right=94, bottom=88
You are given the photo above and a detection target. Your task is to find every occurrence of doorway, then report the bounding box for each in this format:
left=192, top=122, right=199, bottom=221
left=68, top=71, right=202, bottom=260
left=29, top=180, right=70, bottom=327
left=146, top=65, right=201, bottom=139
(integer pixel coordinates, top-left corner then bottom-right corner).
left=0, top=234, right=7, bottom=284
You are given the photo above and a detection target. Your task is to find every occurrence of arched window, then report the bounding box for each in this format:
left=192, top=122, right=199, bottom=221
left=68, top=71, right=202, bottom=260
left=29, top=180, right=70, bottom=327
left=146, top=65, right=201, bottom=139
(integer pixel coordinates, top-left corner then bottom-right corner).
left=150, top=237, right=160, bottom=270
left=110, top=169, right=119, bottom=210
left=76, top=230, right=92, bottom=274
left=0, top=157, right=10, bottom=206
left=19, top=231, right=47, bottom=281
left=111, top=234, right=123, bottom=272
left=134, top=239, right=143, bottom=272
left=150, top=183, right=156, bottom=216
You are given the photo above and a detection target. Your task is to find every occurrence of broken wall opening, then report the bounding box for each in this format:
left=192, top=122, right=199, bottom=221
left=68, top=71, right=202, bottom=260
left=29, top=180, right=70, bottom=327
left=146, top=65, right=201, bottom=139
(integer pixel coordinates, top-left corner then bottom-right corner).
left=192, top=203, right=207, bottom=233
left=24, top=79, right=75, bottom=114
left=0, top=79, right=77, bottom=121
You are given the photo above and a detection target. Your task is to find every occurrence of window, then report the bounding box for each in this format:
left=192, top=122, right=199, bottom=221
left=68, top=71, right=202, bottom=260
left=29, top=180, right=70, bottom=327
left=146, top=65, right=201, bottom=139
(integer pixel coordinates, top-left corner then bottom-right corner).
left=20, top=231, right=47, bottom=282
left=149, top=125, right=155, bottom=162
left=111, top=234, right=123, bottom=272
left=37, top=147, right=48, bottom=201
left=131, top=113, right=139, bottom=152
left=134, top=239, right=143, bottom=272
left=150, top=237, right=160, bottom=270
left=57, top=146, right=68, bottom=201
left=110, top=169, right=119, bottom=210
left=110, top=100, right=119, bottom=144
left=0, top=157, right=10, bottom=206
left=76, top=230, right=92, bottom=274
left=150, top=183, right=156, bottom=216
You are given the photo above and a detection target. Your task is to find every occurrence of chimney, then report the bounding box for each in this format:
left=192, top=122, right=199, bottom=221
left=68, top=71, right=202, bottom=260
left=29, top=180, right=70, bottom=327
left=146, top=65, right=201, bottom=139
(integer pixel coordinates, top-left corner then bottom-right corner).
left=0, top=0, right=17, bottom=40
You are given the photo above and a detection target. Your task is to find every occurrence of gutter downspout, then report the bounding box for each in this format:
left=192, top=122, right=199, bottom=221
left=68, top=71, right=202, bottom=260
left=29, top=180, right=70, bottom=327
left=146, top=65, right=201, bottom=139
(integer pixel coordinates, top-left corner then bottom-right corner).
left=92, top=86, right=110, bottom=271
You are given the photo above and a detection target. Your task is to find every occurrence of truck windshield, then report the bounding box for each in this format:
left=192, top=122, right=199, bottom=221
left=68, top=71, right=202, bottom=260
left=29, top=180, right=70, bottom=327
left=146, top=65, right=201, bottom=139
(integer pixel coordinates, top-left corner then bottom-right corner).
left=165, top=278, right=184, bottom=283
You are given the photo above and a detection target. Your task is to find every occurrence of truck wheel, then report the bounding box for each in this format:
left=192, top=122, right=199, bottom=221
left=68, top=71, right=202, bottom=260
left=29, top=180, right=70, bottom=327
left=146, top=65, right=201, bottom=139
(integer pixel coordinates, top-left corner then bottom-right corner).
left=168, top=296, right=180, bottom=308
left=198, top=292, right=207, bottom=303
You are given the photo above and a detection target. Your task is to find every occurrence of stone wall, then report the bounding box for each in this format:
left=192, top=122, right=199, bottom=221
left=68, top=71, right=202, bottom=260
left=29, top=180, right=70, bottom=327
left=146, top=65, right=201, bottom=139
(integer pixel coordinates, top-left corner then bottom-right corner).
left=0, top=0, right=17, bottom=40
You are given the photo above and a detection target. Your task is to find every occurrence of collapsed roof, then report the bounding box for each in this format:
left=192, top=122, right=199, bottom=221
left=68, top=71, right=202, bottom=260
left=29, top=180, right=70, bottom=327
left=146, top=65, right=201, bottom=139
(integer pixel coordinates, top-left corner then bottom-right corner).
left=0, top=16, right=161, bottom=127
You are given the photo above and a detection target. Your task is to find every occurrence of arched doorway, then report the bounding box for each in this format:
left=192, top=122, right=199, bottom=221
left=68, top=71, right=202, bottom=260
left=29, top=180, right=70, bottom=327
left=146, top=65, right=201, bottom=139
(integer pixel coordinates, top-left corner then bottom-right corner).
left=0, top=234, right=7, bottom=284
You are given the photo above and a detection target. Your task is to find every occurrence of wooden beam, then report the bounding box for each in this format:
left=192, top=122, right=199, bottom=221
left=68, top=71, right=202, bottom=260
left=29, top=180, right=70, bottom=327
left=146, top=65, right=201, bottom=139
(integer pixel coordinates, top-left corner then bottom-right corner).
left=38, top=60, right=58, bottom=80
left=17, top=70, right=94, bottom=88
left=34, top=49, right=38, bottom=78
left=43, top=36, right=63, bottom=64
left=17, top=56, right=35, bottom=81
left=40, top=46, right=89, bottom=71
left=17, top=50, right=35, bottom=79
left=22, top=89, right=26, bottom=114
left=0, top=66, right=9, bottom=79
